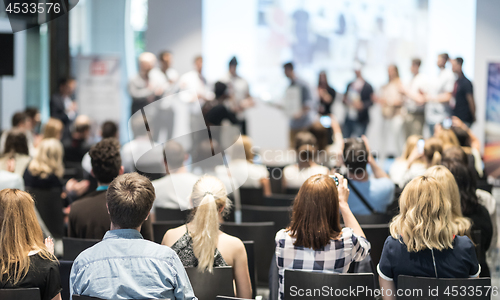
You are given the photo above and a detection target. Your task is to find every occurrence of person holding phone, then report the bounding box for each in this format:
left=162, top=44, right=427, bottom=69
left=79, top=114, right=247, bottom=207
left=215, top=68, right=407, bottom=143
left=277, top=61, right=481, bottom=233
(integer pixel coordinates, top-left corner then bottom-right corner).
left=275, top=174, right=371, bottom=300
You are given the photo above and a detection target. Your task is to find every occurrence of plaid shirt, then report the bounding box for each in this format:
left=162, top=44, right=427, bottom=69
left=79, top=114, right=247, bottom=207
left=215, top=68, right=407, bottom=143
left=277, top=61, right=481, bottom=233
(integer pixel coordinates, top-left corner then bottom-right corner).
left=275, top=227, right=371, bottom=300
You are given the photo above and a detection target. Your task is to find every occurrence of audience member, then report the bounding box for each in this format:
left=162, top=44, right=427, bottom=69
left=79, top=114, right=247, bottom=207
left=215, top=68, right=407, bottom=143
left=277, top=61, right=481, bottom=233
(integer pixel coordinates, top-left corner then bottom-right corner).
left=69, top=138, right=153, bottom=240
left=0, top=170, right=25, bottom=190
left=25, top=107, right=42, bottom=146
left=424, top=53, right=454, bottom=134
left=50, top=78, right=77, bottom=141
left=451, top=57, right=476, bottom=127
left=63, top=115, right=91, bottom=165
left=0, top=130, right=31, bottom=176
left=442, top=160, right=493, bottom=276
left=378, top=176, right=480, bottom=297
left=0, top=112, right=35, bottom=155
left=342, top=136, right=394, bottom=215
left=151, top=140, right=199, bottom=212
left=24, top=138, right=64, bottom=189
left=0, top=189, right=61, bottom=300
left=450, top=116, right=483, bottom=177
left=401, top=58, right=427, bottom=138
left=434, top=125, right=460, bottom=149
left=275, top=174, right=370, bottom=300
left=202, top=81, right=238, bottom=127
left=389, top=134, right=424, bottom=188
left=162, top=175, right=252, bottom=299
left=42, top=118, right=64, bottom=141
left=397, top=136, right=443, bottom=186
left=81, top=120, right=119, bottom=174
left=342, top=64, right=374, bottom=138
left=70, top=173, right=196, bottom=300
left=283, top=144, right=329, bottom=189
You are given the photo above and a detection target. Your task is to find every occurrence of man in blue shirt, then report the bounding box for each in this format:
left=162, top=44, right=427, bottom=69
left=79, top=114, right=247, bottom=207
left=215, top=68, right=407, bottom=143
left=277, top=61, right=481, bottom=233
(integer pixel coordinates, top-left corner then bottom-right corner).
left=342, top=136, right=394, bottom=215
left=70, top=172, right=197, bottom=300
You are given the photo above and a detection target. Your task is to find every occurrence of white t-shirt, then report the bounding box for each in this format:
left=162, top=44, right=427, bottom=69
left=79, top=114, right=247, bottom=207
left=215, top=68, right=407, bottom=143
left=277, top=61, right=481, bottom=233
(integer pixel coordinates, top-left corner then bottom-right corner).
left=152, top=172, right=200, bottom=211
left=178, top=70, right=214, bottom=102
left=220, top=72, right=250, bottom=120
left=283, top=164, right=330, bottom=189
left=405, top=73, right=429, bottom=113
left=0, top=170, right=25, bottom=190
left=425, top=68, right=455, bottom=125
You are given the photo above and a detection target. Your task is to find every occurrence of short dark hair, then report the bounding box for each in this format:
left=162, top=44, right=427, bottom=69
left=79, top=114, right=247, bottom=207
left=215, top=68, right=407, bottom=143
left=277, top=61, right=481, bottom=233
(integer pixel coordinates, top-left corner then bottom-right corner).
left=58, top=77, right=75, bottom=88
left=24, top=107, right=39, bottom=120
left=101, top=121, right=118, bottom=139
left=412, top=58, right=421, bottom=67
left=214, top=81, right=228, bottom=99
left=343, top=138, right=368, bottom=175
left=107, top=173, right=155, bottom=229
left=439, top=53, right=449, bottom=62
left=164, top=140, right=185, bottom=170
left=441, top=159, right=478, bottom=215
left=75, top=122, right=90, bottom=134
left=3, top=130, right=29, bottom=156
left=294, top=131, right=317, bottom=151
left=455, top=57, right=464, bottom=66
left=12, top=112, right=26, bottom=128
left=229, top=56, right=238, bottom=66
left=90, top=138, right=122, bottom=184
left=451, top=126, right=470, bottom=147
left=283, top=62, right=294, bottom=70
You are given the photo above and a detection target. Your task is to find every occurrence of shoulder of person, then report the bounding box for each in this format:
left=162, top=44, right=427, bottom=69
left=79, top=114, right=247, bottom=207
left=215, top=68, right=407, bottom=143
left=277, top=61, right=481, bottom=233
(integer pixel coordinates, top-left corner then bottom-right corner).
left=220, top=232, right=245, bottom=251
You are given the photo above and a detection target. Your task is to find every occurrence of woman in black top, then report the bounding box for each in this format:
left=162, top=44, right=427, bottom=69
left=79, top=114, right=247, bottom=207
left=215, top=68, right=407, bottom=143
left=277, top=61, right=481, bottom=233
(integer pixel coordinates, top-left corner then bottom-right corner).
left=0, top=189, right=62, bottom=300
left=23, top=138, right=64, bottom=189
left=317, top=71, right=336, bottom=116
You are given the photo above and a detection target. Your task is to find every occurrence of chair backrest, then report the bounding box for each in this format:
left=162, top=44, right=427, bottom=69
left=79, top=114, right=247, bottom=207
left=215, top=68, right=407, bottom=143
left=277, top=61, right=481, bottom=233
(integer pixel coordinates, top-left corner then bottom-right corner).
left=284, top=270, right=375, bottom=300
left=62, top=237, right=101, bottom=261
left=155, top=207, right=191, bottom=222
left=241, top=204, right=291, bottom=233
left=267, top=166, right=285, bottom=193
left=262, top=194, right=295, bottom=207
left=239, top=187, right=264, bottom=205
left=221, top=222, right=275, bottom=286
left=397, top=275, right=492, bottom=299
left=471, top=229, right=482, bottom=262
left=216, top=296, right=253, bottom=300
left=0, top=288, right=41, bottom=300
left=360, top=224, right=390, bottom=267
left=72, top=295, right=104, bottom=300
left=284, top=188, right=300, bottom=195
left=152, top=220, right=185, bottom=244
left=26, top=187, right=65, bottom=238
left=59, top=260, right=74, bottom=300
left=353, top=214, right=393, bottom=224
left=185, top=266, right=234, bottom=300
left=242, top=241, right=256, bottom=299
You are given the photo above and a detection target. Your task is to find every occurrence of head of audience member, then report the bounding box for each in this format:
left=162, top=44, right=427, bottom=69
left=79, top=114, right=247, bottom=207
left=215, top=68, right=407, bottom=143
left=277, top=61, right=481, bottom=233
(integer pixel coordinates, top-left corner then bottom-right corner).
left=401, top=135, right=424, bottom=160
left=3, top=130, right=29, bottom=157
left=214, top=81, right=229, bottom=101
left=442, top=146, right=469, bottom=166
left=229, top=56, right=238, bottom=76
left=294, top=131, right=317, bottom=151
left=451, top=126, right=471, bottom=148
left=24, top=107, right=40, bottom=133
left=163, top=140, right=188, bottom=174
left=159, top=50, right=173, bottom=72
left=309, top=122, right=328, bottom=151
left=411, top=58, right=421, bottom=76
left=435, top=127, right=460, bottom=150
left=425, top=166, right=471, bottom=235
left=28, top=138, right=64, bottom=179
left=72, top=115, right=91, bottom=141
left=192, top=138, right=220, bottom=174
left=194, top=55, right=203, bottom=74
left=58, top=77, right=76, bottom=97
left=42, top=118, right=64, bottom=140
left=388, top=64, right=400, bottom=81
left=130, top=115, right=147, bottom=140
left=101, top=121, right=118, bottom=139
left=106, top=173, right=155, bottom=231
left=288, top=174, right=342, bottom=250
left=318, top=71, right=330, bottom=88
left=283, top=62, right=295, bottom=80
left=189, top=175, right=232, bottom=272
left=452, top=57, right=464, bottom=74
left=90, top=138, right=123, bottom=185
left=296, top=144, right=317, bottom=169
left=437, top=53, right=449, bottom=69
left=11, top=112, right=28, bottom=131
left=0, top=189, right=55, bottom=285
left=138, top=52, right=157, bottom=78
left=343, top=138, right=368, bottom=180
left=423, top=137, right=443, bottom=167
left=241, top=136, right=254, bottom=163
left=390, top=176, right=456, bottom=252
left=442, top=159, right=479, bottom=216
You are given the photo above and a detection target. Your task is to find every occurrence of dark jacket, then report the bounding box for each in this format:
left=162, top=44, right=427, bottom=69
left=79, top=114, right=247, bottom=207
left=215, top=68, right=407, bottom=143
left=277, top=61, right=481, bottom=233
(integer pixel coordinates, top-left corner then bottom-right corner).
left=345, top=80, right=374, bottom=123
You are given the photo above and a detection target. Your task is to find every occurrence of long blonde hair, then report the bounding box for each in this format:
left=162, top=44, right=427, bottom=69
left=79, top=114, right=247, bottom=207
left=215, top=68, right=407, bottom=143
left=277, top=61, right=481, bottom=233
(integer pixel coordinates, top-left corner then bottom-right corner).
left=401, top=135, right=424, bottom=160
left=189, top=175, right=232, bottom=273
left=0, top=189, right=56, bottom=284
left=435, top=129, right=460, bottom=150
left=28, top=138, right=64, bottom=179
left=425, top=166, right=471, bottom=235
left=42, top=118, right=64, bottom=140
left=390, top=176, right=457, bottom=252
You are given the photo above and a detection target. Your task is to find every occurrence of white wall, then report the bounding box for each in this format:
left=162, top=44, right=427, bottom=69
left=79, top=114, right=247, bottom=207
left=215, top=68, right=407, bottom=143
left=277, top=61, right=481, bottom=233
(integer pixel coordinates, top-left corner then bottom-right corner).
left=146, top=0, right=202, bottom=75
left=473, top=0, right=500, bottom=150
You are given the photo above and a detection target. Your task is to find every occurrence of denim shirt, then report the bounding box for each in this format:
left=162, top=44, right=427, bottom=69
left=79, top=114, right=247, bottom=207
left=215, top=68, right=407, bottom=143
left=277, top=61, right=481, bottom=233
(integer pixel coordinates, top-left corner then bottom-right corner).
left=70, top=229, right=197, bottom=300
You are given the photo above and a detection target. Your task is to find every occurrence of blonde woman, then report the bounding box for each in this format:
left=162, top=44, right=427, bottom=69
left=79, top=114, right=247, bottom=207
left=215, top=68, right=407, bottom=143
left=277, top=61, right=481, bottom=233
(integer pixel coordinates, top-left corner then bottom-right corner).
left=425, top=166, right=471, bottom=235
left=42, top=118, right=64, bottom=141
left=0, top=189, right=61, bottom=300
left=23, top=138, right=64, bottom=189
left=162, top=175, right=252, bottom=299
left=389, top=134, right=424, bottom=187
left=378, top=176, right=480, bottom=299
left=397, top=137, right=443, bottom=187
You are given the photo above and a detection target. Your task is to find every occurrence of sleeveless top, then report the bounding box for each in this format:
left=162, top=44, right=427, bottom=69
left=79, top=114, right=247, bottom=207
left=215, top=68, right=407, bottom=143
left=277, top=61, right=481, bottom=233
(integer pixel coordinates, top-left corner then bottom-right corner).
left=170, top=225, right=228, bottom=268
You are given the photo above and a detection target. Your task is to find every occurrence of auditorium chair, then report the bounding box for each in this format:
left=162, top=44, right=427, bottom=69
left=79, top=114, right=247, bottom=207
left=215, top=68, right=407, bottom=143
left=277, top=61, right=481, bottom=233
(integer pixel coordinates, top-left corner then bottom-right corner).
left=241, top=204, right=291, bottom=233
left=59, top=260, right=73, bottom=300
left=155, top=207, right=191, bottom=222
left=242, top=241, right=256, bottom=299
left=284, top=270, right=375, bottom=300
left=152, top=220, right=185, bottom=244
left=352, top=214, right=393, bottom=225
left=221, top=222, right=275, bottom=286
left=0, top=288, right=41, bottom=300
left=284, top=187, right=300, bottom=195
left=185, top=266, right=234, bottom=300
left=62, top=237, right=100, bottom=261
left=397, top=275, right=491, bottom=299
left=239, top=187, right=264, bottom=205
left=267, top=166, right=285, bottom=193
left=26, top=187, right=65, bottom=239
left=216, top=297, right=253, bottom=300
left=360, top=224, right=390, bottom=268
left=262, top=194, right=295, bottom=207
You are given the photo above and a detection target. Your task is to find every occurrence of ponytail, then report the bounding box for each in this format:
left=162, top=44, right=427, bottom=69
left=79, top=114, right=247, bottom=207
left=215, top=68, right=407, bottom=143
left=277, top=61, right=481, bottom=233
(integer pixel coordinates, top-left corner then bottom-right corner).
left=431, top=151, right=442, bottom=166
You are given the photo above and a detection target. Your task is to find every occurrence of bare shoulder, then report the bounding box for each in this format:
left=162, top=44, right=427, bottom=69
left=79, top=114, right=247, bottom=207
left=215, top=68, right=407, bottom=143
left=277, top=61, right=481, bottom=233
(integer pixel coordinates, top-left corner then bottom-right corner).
left=161, top=225, right=186, bottom=247
left=219, top=232, right=246, bottom=253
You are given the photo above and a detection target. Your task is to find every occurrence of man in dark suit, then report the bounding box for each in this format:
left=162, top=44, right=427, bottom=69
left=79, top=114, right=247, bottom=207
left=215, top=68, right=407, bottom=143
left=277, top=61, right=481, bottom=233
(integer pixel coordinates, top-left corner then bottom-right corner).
left=50, top=78, right=77, bottom=141
left=68, top=138, right=153, bottom=240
